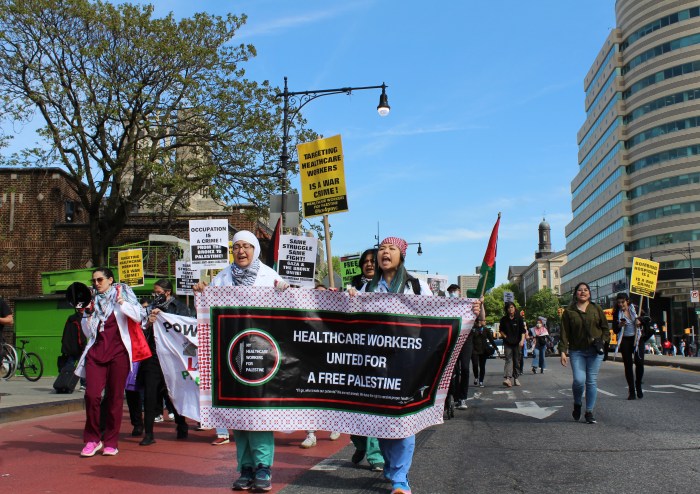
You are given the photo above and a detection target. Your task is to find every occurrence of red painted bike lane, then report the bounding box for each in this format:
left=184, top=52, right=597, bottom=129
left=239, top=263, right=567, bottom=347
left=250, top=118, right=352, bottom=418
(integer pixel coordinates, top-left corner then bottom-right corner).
left=0, top=409, right=350, bottom=493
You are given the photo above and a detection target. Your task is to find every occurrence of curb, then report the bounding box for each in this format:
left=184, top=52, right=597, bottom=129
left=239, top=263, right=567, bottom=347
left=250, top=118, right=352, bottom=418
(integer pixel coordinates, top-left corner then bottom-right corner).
left=0, top=398, right=84, bottom=424
left=608, top=355, right=700, bottom=372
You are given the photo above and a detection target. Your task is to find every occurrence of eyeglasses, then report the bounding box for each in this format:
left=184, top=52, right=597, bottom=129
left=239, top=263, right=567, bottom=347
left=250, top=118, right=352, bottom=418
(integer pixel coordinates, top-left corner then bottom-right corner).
left=91, top=277, right=105, bottom=285
left=232, top=243, right=254, bottom=252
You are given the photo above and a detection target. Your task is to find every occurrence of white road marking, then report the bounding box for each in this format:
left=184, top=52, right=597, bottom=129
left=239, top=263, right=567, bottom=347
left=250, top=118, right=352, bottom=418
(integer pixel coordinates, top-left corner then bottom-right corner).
left=596, top=388, right=617, bottom=396
left=493, top=390, right=516, bottom=400
left=495, top=401, right=562, bottom=420
left=310, top=459, right=345, bottom=471
left=651, top=384, right=700, bottom=393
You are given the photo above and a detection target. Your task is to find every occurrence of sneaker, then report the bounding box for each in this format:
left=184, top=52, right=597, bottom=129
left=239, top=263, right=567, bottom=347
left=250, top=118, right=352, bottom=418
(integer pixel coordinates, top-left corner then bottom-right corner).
left=79, top=385, right=86, bottom=391
left=532, top=367, right=537, bottom=374
left=131, top=426, right=143, bottom=437
left=351, top=448, right=366, bottom=464
left=232, top=466, right=255, bottom=491
left=167, top=412, right=175, bottom=421
left=456, top=399, right=468, bottom=410
left=514, top=378, right=521, bottom=386
left=572, top=403, right=582, bottom=421
left=391, top=482, right=412, bottom=494
left=212, top=436, right=230, bottom=445
left=329, top=431, right=341, bottom=441
left=473, top=379, right=478, bottom=385
left=102, top=447, right=118, bottom=456
left=80, top=441, right=103, bottom=457
left=300, top=432, right=317, bottom=448
left=479, top=382, right=484, bottom=387
left=502, top=378, right=512, bottom=387
left=585, top=411, right=597, bottom=424
left=252, top=464, right=271, bottom=492
left=154, top=415, right=164, bottom=423
left=370, top=462, right=385, bottom=472
left=196, top=423, right=212, bottom=431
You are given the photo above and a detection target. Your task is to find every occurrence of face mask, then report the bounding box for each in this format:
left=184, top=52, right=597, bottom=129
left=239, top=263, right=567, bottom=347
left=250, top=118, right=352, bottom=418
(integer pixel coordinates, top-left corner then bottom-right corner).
left=153, top=293, right=167, bottom=306
left=448, top=291, right=458, bottom=298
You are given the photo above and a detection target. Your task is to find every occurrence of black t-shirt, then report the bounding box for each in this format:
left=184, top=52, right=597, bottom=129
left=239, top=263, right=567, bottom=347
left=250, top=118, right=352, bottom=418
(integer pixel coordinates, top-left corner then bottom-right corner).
left=499, top=315, right=526, bottom=346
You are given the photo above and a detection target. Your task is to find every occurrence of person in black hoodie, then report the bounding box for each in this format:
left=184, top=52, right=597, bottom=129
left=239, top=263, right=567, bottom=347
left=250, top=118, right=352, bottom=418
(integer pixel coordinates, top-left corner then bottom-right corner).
left=60, top=308, right=87, bottom=386
left=499, top=301, right=526, bottom=387
left=138, top=279, right=193, bottom=445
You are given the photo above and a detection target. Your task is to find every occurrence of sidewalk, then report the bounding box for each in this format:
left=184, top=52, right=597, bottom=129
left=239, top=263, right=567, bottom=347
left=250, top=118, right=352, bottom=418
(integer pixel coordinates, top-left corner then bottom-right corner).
left=607, top=352, right=700, bottom=371
left=0, top=376, right=84, bottom=423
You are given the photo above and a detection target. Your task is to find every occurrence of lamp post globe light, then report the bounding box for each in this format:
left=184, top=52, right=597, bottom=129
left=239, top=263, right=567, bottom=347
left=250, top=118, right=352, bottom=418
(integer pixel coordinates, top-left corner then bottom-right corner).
left=275, top=77, right=390, bottom=287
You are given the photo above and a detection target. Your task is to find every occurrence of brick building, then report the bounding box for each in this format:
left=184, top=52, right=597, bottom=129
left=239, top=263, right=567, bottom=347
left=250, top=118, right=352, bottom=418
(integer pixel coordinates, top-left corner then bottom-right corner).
left=0, top=167, right=271, bottom=340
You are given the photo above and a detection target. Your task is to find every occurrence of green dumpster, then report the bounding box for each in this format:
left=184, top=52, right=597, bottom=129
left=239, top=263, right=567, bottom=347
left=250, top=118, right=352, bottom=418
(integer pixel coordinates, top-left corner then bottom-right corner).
left=13, top=295, right=75, bottom=377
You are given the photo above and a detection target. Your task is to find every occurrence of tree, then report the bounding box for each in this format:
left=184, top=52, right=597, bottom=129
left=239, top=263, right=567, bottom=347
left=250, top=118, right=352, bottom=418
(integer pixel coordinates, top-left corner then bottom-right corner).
left=316, top=255, right=342, bottom=288
left=524, top=288, right=561, bottom=328
left=482, top=282, right=521, bottom=326
left=0, top=0, right=315, bottom=264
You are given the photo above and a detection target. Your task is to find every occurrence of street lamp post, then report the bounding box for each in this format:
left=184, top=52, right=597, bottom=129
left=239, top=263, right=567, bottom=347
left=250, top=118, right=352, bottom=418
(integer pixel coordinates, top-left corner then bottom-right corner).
left=276, top=77, right=390, bottom=288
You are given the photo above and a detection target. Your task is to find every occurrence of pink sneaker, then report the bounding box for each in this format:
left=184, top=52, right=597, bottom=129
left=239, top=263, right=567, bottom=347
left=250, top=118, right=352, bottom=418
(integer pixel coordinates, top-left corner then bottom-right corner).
left=102, top=447, right=119, bottom=456
left=80, top=441, right=103, bottom=457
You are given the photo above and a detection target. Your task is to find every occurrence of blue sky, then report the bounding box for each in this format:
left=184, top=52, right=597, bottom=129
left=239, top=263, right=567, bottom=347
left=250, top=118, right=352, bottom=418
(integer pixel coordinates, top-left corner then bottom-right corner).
left=4, top=1, right=617, bottom=286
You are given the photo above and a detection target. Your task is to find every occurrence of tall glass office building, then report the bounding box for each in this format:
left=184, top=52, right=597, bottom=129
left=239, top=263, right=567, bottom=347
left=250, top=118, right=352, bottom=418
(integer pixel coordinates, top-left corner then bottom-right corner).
left=562, top=0, right=700, bottom=337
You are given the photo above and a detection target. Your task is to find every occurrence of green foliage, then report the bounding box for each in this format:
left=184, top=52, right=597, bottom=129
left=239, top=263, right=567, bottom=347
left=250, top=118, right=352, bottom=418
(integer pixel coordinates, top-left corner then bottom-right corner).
left=482, top=282, right=521, bottom=326
left=524, top=288, right=561, bottom=328
left=316, top=255, right=342, bottom=288
left=0, top=0, right=316, bottom=263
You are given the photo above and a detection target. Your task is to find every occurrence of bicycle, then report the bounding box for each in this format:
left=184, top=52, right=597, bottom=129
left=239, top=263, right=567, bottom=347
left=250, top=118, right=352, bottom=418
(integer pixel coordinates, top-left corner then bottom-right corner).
left=1, top=341, right=18, bottom=380
left=12, top=339, right=44, bottom=382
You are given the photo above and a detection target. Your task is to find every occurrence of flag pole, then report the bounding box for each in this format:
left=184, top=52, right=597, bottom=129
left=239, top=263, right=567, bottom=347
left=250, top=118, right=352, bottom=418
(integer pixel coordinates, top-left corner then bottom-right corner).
left=323, top=214, right=335, bottom=289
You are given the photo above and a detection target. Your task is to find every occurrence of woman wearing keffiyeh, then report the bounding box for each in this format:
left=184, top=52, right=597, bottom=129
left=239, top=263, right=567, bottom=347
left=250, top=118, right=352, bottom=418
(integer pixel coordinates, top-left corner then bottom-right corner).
left=194, top=230, right=288, bottom=493
left=612, top=292, right=645, bottom=400
left=75, top=267, right=146, bottom=458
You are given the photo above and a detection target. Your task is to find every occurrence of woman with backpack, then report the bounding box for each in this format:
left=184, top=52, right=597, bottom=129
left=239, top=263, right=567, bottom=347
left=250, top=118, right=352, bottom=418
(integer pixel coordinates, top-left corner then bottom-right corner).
left=611, top=292, right=645, bottom=400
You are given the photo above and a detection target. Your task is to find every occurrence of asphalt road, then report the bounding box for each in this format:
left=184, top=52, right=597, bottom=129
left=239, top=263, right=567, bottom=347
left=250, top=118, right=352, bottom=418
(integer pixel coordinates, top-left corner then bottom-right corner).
left=280, top=356, right=700, bottom=494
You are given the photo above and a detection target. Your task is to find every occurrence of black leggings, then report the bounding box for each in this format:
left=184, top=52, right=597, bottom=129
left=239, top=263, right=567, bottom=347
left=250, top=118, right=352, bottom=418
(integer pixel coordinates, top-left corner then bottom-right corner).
left=620, top=335, right=644, bottom=391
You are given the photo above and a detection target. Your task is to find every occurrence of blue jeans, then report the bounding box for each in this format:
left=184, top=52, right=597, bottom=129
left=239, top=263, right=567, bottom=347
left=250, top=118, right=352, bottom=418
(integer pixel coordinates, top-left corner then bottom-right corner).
left=569, top=348, right=603, bottom=411
left=532, top=344, right=546, bottom=370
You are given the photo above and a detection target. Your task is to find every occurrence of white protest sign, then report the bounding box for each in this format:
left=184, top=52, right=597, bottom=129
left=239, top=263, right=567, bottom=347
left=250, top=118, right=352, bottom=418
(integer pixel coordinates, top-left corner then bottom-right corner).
left=176, top=261, right=200, bottom=296
left=278, top=235, right=317, bottom=288
left=188, top=219, right=229, bottom=270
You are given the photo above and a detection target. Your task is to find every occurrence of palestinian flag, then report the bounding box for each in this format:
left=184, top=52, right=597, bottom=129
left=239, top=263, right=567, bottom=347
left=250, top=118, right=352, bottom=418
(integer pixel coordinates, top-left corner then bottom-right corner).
left=468, top=213, right=500, bottom=298
left=266, top=216, right=282, bottom=270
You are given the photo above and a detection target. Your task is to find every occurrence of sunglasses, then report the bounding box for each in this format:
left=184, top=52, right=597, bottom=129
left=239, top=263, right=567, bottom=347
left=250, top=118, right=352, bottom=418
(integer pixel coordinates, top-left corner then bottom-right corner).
left=91, top=277, right=106, bottom=285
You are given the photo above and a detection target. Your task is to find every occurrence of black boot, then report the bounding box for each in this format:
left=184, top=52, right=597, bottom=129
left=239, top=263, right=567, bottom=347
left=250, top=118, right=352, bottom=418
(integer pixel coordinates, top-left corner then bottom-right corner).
left=636, top=383, right=643, bottom=399
left=572, top=403, right=582, bottom=421
left=139, top=433, right=156, bottom=446
left=131, top=425, right=143, bottom=436
left=627, top=388, right=636, bottom=400
left=176, top=424, right=189, bottom=439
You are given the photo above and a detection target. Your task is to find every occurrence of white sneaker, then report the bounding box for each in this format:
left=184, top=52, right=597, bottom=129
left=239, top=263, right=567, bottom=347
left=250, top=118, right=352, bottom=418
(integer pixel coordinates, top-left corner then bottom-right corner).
left=167, top=412, right=175, bottom=421
left=154, top=415, right=164, bottom=423
left=456, top=400, right=469, bottom=410
left=300, top=433, right=317, bottom=448
left=329, top=431, right=341, bottom=441
left=503, top=378, right=512, bottom=387
left=514, top=378, right=521, bottom=386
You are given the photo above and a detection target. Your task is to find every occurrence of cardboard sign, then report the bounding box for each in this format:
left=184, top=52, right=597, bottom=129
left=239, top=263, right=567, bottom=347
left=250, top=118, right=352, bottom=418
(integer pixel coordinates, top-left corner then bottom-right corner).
left=189, top=219, right=229, bottom=270
left=630, top=257, right=659, bottom=298
left=117, top=249, right=144, bottom=287
left=297, top=135, right=348, bottom=217
left=176, top=261, right=200, bottom=296
left=278, top=235, right=317, bottom=288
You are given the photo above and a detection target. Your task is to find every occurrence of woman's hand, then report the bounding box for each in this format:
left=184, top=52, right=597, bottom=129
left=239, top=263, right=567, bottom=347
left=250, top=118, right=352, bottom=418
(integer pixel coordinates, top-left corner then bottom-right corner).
left=560, top=352, right=568, bottom=367
left=193, top=281, right=209, bottom=293
left=347, top=287, right=359, bottom=297
left=472, top=298, right=482, bottom=316
left=148, top=308, right=161, bottom=324
left=274, top=280, right=290, bottom=292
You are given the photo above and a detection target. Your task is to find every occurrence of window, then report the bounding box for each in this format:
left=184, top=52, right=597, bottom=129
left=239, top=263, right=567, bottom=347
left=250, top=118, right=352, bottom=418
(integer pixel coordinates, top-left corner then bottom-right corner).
left=542, top=270, right=547, bottom=279
left=554, top=270, right=559, bottom=279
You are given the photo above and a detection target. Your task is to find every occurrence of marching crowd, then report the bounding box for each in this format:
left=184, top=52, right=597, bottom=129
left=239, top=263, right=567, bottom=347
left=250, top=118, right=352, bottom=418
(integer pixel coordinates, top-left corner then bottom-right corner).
left=51, top=230, right=678, bottom=494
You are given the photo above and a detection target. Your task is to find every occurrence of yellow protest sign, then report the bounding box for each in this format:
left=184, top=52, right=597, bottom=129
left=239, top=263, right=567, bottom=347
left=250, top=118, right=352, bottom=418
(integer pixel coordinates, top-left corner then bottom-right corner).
left=297, top=135, right=348, bottom=218
left=118, top=249, right=144, bottom=287
left=630, top=257, right=659, bottom=298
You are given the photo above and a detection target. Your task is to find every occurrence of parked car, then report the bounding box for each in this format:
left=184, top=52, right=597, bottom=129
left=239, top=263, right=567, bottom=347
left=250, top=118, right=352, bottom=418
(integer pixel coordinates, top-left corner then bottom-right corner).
left=490, top=338, right=505, bottom=358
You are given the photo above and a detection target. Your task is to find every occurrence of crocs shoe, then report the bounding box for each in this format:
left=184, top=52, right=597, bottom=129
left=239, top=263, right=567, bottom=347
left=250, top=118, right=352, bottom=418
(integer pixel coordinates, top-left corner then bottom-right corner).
left=102, top=447, right=119, bottom=456
left=80, top=441, right=103, bottom=457
left=391, top=482, right=412, bottom=494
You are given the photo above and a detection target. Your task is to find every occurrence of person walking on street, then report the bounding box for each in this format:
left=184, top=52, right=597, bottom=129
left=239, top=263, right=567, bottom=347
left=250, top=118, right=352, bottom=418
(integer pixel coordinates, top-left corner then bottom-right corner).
left=194, top=230, right=290, bottom=493
left=530, top=316, right=549, bottom=374
left=76, top=268, right=146, bottom=457
left=612, top=292, right=645, bottom=400
left=471, top=319, right=499, bottom=387
left=499, top=302, right=526, bottom=387
left=350, top=236, right=481, bottom=494
left=559, top=282, right=609, bottom=424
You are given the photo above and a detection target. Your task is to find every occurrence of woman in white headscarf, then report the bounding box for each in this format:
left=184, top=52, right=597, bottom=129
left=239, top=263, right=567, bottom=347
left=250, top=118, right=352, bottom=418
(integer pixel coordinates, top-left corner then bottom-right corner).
left=194, top=230, right=288, bottom=492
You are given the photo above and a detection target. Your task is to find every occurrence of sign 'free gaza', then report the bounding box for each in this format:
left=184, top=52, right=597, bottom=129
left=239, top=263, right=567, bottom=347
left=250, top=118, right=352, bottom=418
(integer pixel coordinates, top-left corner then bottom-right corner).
left=298, top=135, right=348, bottom=217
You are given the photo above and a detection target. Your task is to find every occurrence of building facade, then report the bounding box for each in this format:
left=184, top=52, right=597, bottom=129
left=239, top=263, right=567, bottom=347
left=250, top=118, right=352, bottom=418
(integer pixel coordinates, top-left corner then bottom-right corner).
left=562, top=0, right=700, bottom=339
left=457, top=274, right=479, bottom=296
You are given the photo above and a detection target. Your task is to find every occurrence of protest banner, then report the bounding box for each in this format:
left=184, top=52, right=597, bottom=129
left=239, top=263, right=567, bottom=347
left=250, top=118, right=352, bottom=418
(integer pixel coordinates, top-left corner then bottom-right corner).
left=630, top=257, right=660, bottom=298
left=195, top=287, right=477, bottom=438
left=117, top=249, right=144, bottom=287
left=278, top=234, right=317, bottom=288
left=189, top=219, right=229, bottom=270
left=340, top=253, right=361, bottom=287
left=153, top=312, right=200, bottom=421
left=297, top=135, right=348, bottom=218
left=176, top=261, right=200, bottom=296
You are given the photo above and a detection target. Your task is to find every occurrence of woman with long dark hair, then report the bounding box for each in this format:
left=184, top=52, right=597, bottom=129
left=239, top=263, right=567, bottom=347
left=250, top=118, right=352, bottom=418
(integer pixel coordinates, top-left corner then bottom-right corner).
left=76, top=267, right=146, bottom=457
left=612, top=292, right=644, bottom=399
left=558, top=282, right=609, bottom=424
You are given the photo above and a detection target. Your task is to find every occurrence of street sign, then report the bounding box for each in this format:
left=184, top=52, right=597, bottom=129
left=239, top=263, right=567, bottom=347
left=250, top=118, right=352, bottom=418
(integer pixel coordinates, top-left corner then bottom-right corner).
left=691, top=290, right=699, bottom=303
